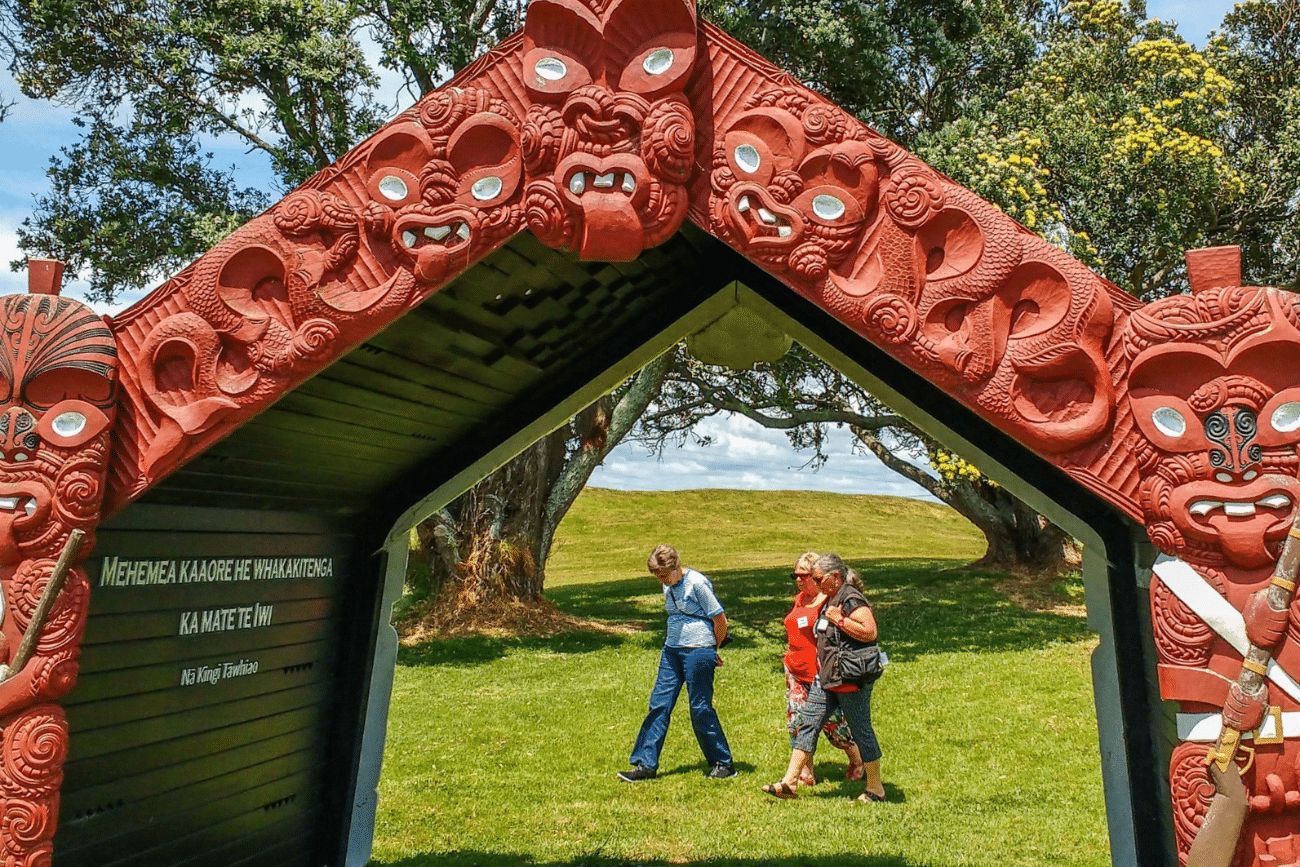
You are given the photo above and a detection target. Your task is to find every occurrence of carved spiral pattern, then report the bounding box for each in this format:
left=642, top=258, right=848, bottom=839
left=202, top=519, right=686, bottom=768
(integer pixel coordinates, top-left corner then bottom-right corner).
left=522, top=105, right=564, bottom=175
left=273, top=191, right=326, bottom=236
left=883, top=170, right=944, bottom=229
left=523, top=182, right=575, bottom=250
left=1151, top=576, right=1215, bottom=666
left=418, top=90, right=477, bottom=140
left=769, top=171, right=802, bottom=204
left=1, top=707, right=66, bottom=798
left=51, top=448, right=106, bottom=529
left=1169, top=741, right=1218, bottom=864
left=8, top=563, right=86, bottom=660
left=1, top=799, right=50, bottom=846
left=291, top=319, right=340, bottom=361
left=801, top=103, right=848, bottom=145
left=419, top=160, right=458, bottom=207
left=641, top=97, right=694, bottom=181
left=788, top=242, right=828, bottom=281
left=864, top=295, right=919, bottom=345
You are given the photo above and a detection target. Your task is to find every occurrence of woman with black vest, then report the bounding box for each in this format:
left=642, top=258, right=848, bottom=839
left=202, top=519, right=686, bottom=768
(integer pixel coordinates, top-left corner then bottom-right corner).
left=762, top=552, right=885, bottom=802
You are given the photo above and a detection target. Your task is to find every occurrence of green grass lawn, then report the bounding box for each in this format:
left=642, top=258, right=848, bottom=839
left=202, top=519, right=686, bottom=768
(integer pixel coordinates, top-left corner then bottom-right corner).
left=372, top=489, right=1108, bottom=867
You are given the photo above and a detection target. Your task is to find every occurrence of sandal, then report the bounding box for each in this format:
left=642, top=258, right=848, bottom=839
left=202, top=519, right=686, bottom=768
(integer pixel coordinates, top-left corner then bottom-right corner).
left=762, top=781, right=798, bottom=800
left=798, top=772, right=817, bottom=786
left=846, top=762, right=865, bottom=781
left=855, top=790, right=886, bottom=803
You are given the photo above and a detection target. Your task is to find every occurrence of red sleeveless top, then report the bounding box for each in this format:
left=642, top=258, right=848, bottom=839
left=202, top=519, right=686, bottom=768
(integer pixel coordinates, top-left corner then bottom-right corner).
left=783, top=591, right=827, bottom=682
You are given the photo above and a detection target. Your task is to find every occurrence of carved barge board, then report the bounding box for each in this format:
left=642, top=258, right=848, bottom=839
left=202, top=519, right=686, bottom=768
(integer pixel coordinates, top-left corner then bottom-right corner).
left=0, top=0, right=1289, bottom=864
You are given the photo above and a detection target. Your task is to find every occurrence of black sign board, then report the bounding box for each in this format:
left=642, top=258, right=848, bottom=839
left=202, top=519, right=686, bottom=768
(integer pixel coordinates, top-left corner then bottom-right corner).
left=51, top=504, right=369, bottom=867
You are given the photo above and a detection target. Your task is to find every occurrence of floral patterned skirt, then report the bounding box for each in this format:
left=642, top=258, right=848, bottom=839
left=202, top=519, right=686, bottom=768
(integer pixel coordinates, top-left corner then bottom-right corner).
left=784, top=663, right=855, bottom=751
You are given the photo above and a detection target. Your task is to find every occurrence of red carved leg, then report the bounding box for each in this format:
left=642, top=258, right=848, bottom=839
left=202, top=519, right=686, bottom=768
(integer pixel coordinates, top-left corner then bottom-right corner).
left=0, top=704, right=67, bottom=867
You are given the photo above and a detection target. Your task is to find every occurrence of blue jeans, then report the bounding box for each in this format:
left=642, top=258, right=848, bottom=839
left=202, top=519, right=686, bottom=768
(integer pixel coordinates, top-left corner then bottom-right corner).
left=630, top=645, right=733, bottom=770
left=792, top=677, right=881, bottom=763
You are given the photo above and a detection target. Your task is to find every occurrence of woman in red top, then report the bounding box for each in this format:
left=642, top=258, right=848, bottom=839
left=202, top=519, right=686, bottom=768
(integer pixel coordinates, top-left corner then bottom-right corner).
left=782, top=552, right=864, bottom=785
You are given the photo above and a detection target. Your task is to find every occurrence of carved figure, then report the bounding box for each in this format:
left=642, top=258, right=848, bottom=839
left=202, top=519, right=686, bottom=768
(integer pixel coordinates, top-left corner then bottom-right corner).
left=519, top=0, right=697, bottom=260
left=1124, top=247, right=1300, bottom=866
left=117, top=85, right=525, bottom=486
left=0, top=267, right=117, bottom=867
left=708, top=89, right=884, bottom=287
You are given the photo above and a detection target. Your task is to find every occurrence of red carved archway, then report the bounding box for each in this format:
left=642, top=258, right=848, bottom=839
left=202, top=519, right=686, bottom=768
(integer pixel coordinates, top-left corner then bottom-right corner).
left=1, top=2, right=1295, bottom=864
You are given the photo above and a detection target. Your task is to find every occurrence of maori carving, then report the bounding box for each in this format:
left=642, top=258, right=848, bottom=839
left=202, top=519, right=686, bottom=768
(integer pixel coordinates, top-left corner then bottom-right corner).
left=0, top=271, right=116, bottom=867
left=519, top=0, right=697, bottom=260
left=110, top=85, right=526, bottom=490
left=699, top=44, right=1122, bottom=457
left=1121, top=247, right=1300, bottom=866
left=41, top=8, right=1300, bottom=866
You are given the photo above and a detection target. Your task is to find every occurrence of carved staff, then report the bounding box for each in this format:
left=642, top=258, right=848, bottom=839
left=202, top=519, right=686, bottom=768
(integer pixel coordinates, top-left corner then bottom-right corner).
left=0, top=529, right=85, bottom=685
left=1187, top=516, right=1300, bottom=867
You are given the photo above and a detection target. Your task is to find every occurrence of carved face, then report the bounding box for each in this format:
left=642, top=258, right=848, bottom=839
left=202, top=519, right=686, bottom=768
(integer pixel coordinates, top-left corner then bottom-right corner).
left=520, top=0, right=697, bottom=260
left=0, top=295, right=117, bottom=565
left=366, top=93, right=524, bottom=288
left=709, top=97, right=877, bottom=284
left=1125, top=286, right=1300, bottom=570
left=916, top=245, right=1117, bottom=454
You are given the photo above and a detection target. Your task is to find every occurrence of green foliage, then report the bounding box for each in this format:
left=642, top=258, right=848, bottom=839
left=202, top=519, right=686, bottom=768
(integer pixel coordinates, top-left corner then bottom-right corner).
left=375, top=489, right=1105, bottom=865
left=3, top=0, right=525, bottom=301
left=699, top=0, right=1049, bottom=144
left=919, top=0, right=1300, bottom=299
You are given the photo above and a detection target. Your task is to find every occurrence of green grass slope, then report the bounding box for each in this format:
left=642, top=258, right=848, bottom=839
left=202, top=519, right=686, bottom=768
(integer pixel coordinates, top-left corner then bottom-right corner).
left=373, top=489, right=1107, bottom=867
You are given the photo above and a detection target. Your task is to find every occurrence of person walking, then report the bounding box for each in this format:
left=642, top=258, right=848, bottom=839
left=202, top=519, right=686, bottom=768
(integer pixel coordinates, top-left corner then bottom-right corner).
left=762, top=552, right=885, bottom=802
left=618, top=544, right=736, bottom=782
left=782, top=551, right=865, bottom=785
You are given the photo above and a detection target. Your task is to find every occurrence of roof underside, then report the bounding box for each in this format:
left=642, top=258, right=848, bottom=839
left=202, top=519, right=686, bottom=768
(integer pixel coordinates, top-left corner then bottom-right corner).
left=133, top=226, right=740, bottom=520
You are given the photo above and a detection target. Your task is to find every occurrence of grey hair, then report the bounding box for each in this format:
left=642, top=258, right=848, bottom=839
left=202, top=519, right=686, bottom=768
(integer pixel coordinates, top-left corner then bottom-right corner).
left=815, top=552, right=864, bottom=591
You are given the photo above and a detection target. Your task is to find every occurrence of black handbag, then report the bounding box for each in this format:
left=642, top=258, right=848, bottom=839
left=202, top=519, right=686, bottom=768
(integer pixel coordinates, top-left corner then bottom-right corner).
left=836, top=642, right=884, bottom=684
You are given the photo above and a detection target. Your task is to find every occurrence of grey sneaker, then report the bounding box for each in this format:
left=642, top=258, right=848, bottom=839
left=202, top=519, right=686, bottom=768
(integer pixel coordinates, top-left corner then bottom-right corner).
left=707, top=762, right=738, bottom=779
left=618, top=764, right=657, bottom=782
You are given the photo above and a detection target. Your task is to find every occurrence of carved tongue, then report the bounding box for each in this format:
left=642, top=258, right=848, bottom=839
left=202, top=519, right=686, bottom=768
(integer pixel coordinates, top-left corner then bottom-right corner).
left=578, top=196, right=644, bottom=262
left=0, top=511, right=20, bottom=565
left=1211, top=513, right=1275, bottom=569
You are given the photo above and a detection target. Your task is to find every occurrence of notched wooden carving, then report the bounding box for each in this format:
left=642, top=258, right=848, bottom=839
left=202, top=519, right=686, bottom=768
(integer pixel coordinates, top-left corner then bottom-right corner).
left=0, top=281, right=116, bottom=867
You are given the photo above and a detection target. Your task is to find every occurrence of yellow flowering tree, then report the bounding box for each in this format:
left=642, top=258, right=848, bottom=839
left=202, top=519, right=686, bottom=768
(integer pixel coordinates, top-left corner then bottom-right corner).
left=921, top=0, right=1253, bottom=300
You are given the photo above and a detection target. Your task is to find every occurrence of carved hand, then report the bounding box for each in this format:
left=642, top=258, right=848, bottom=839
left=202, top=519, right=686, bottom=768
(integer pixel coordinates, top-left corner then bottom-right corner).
left=1221, top=680, right=1268, bottom=733
left=1244, top=588, right=1291, bottom=651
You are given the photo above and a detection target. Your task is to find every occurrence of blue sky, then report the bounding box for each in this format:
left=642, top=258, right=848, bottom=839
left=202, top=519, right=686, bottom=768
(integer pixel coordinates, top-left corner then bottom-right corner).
left=0, top=1, right=1240, bottom=497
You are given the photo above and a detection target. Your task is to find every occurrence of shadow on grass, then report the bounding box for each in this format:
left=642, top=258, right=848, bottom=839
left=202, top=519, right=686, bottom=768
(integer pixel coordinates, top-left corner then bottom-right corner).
left=376, top=853, right=922, bottom=867
left=399, top=556, right=1094, bottom=669
left=398, top=628, right=629, bottom=667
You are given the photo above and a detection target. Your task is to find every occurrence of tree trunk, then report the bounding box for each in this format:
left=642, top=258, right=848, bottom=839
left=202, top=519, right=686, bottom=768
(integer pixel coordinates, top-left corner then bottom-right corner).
left=853, top=427, right=1075, bottom=575
left=408, top=352, right=674, bottom=630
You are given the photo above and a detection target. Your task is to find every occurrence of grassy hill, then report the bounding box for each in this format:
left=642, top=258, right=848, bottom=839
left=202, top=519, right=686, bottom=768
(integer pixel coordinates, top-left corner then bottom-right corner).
left=373, top=489, right=1107, bottom=867
left=546, top=488, right=987, bottom=586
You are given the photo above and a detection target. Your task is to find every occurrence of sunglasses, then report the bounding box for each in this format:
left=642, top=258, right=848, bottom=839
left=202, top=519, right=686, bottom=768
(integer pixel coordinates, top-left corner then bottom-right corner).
left=791, top=572, right=812, bottom=581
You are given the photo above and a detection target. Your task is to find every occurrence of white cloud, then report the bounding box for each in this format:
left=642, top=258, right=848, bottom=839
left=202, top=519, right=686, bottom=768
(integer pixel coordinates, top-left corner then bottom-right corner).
left=592, top=413, right=942, bottom=500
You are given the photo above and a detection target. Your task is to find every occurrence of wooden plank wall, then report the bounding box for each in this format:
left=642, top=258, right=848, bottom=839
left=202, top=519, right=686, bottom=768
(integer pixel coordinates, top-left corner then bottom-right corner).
left=53, top=505, right=358, bottom=867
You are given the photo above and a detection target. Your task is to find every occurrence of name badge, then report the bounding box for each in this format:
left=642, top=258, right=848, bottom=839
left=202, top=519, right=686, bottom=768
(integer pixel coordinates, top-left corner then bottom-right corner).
left=796, top=616, right=809, bottom=629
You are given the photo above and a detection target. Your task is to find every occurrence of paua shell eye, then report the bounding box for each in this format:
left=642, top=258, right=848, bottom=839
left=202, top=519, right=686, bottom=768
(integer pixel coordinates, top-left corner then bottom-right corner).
left=534, top=57, right=567, bottom=80
left=1153, top=407, right=1187, bottom=437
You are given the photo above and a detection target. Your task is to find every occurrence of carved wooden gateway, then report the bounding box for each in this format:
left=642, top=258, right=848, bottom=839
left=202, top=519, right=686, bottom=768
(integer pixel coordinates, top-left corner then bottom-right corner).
left=2, top=1, right=1297, bottom=864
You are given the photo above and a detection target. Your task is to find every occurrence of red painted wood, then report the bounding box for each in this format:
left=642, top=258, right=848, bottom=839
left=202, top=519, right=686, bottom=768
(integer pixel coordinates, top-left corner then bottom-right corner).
left=3, top=2, right=1295, bottom=861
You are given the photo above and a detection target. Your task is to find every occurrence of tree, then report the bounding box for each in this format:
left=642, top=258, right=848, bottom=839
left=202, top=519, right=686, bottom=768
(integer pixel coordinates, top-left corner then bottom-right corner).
left=410, top=353, right=673, bottom=627
left=636, top=344, right=1075, bottom=573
